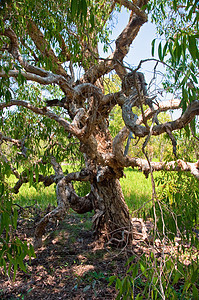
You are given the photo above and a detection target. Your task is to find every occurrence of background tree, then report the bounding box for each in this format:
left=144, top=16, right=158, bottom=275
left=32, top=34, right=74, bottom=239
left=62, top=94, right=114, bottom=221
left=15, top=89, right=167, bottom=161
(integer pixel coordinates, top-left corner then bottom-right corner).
left=0, top=0, right=198, bottom=252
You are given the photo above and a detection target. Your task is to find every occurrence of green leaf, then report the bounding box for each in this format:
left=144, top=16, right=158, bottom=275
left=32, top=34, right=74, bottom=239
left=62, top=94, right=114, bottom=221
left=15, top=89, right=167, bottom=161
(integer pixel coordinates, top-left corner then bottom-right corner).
left=173, top=0, right=177, bottom=11
left=13, top=208, right=18, bottom=230
left=172, top=270, right=182, bottom=284
left=71, top=0, right=78, bottom=17
left=135, top=294, right=143, bottom=300
left=80, top=0, right=87, bottom=18
left=115, top=278, right=122, bottom=290
left=175, top=42, right=182, bottom=63
left=108, top=275, right=117, bottom=286
left=5, top=90, right=12, bottom=102
left=174, top=69, right=181, bottom=83
left=35, top=164, right=39, bottom=183
left=125, top=255, right=135, bottom=266
left=132, top=263, right=139, bottom=279
left=29, top=168, right=34, bottom=187
left=191, top=73, right=198, bottom=84
left=188, top=36, right=198, bottom=61
left=0, top=183, right=4, bottom=197
left=169, top=41, right=175, bottom=63
left=158, top=42, right=162, bottom=61
left=192, top=284, right=199, bottom=299
left=90, top=11, right=94, bottom=29
left=151, top=39, right=156, bottom=57
left=29, top=244, right=36, bottom=258
left=140, top=262, right=146, bottom=275
left=182, top=282, right=191, bottom=294
left=5, top=163, right=11, bottom=178
left=162, top=41, right=168, bottom=58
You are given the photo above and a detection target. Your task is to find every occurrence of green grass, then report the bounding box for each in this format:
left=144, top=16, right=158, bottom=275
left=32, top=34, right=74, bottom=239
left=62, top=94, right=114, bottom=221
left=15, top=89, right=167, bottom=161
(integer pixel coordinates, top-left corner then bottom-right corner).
left=120, top=168, right=153, bottom=214
left=10, top=178, right=57, bottom=209
left=10, top=167, right=154, bottom=214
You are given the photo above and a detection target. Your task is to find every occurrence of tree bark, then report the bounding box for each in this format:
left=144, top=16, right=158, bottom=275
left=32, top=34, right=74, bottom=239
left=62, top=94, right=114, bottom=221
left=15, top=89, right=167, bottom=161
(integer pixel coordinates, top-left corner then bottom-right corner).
left=91, top=177, right=133, bottom=244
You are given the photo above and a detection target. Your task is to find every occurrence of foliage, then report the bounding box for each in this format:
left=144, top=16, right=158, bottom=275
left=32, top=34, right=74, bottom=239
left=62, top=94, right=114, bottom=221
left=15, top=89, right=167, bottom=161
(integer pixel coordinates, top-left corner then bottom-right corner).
left=149, top=0, right=199, bottom=124
left=0, top=0, right=112, bottom=69
left=0, top=160, right=35, bottom=280
left=109, top=253, right=199, bottom=299
left=109, top=105, right=125, bottom=138
left=154, top=171, right=199, bottom=247
left=151, top=129, right=199, bottom=246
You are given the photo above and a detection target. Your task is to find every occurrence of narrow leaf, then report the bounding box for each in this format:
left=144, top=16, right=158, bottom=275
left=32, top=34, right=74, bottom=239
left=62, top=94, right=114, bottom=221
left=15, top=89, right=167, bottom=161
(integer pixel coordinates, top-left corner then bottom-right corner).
left=158, top=42, right=162, bottom=61
left=188, top=36, right=198, bottom=61
left=151, top=39, right=156, bottom=57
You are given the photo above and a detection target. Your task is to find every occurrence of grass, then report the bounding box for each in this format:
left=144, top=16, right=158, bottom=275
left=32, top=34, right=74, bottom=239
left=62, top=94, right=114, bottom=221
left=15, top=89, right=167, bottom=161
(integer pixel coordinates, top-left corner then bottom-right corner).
left=10, top=178, right=57, bottom=209
left=120, top=168, right=153, bottom=213
left=10, top=167, right=154, bottom=214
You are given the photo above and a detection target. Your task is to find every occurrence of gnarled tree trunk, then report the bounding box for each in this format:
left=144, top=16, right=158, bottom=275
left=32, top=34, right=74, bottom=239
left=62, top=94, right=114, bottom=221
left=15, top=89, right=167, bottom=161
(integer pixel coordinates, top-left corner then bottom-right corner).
left=91, top=178, right=133, bottom=244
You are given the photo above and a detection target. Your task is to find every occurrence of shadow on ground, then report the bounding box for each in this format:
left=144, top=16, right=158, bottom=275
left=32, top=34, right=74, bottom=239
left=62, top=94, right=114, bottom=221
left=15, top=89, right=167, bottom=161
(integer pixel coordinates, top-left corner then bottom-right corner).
left=0, top=209, right=129, bottom=300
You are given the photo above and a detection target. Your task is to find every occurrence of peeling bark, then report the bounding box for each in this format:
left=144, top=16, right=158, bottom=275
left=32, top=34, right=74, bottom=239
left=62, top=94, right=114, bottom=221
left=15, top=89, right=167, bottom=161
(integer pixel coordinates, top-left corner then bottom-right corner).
left=91, top=178, right=133, bottom=242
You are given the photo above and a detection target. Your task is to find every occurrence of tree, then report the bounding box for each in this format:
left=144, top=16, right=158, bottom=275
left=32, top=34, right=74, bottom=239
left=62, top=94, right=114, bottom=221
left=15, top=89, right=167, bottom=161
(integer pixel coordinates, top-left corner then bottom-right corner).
left=0, top=0, right=198, bottom=249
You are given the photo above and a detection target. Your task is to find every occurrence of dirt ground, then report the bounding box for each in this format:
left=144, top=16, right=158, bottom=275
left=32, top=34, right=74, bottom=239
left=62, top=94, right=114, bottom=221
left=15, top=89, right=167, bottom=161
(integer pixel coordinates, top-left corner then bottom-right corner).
left=1, top=207, right=198, bottom=299
left=0, top=208, right=135, bottom=300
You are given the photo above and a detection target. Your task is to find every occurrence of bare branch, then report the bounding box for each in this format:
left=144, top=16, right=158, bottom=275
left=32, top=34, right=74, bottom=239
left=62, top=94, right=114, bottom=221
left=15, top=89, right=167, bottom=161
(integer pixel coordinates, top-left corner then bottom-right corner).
left=81, top=1, right=148, bottom=84
left=34, top=176, right=94, bottom=249
left=142, top=159, right=199, bottom=180
left=113, top=98, right=181, bottom=158
left=50, top=157, right=64, bottom=176
left=0, top=28, right=49, bottom=77
left=115, top=154, right=199, bottom=180
left=13, top=163, right=94, bottom=194
left=13, top=174, right=56, bottom=194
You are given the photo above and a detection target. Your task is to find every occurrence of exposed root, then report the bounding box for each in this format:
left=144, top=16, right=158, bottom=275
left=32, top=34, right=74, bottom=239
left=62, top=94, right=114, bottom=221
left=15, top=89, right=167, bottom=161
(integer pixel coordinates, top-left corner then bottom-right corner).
left=105, top=217, right=150, bottom=248
left=132, top=217, right=148, bottom=241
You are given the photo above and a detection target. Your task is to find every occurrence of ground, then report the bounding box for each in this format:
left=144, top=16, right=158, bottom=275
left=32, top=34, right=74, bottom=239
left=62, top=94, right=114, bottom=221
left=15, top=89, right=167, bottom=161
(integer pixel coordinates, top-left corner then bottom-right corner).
left=1, top=205, right=198, bottom=299
left=0, top=206, right=132, bottom=299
